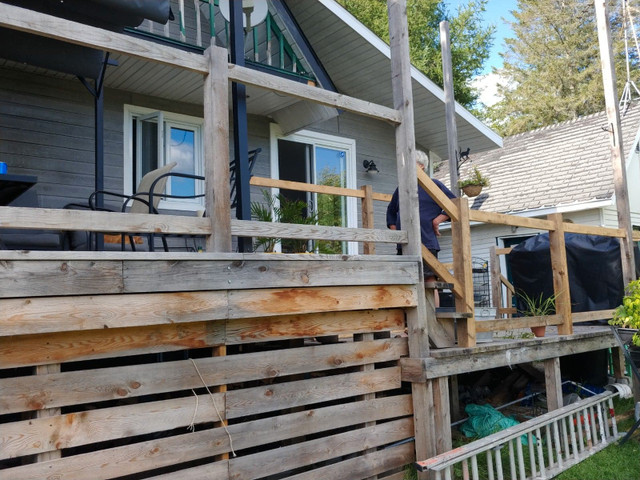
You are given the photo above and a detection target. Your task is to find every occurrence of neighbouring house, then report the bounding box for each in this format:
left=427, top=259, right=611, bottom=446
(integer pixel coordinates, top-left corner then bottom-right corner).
left=436, top=106, right=640, bottom=308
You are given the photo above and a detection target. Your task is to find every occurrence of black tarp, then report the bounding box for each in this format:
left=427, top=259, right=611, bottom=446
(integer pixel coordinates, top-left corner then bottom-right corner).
left=509, top=233, right=639, bottom=315
left=0, top=0, right=171, bottom=78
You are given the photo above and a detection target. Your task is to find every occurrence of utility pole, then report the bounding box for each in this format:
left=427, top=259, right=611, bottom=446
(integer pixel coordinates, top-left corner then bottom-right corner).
left=440, top=21, right=460, bottom=196
left=595, top=0, right=636, bottom=285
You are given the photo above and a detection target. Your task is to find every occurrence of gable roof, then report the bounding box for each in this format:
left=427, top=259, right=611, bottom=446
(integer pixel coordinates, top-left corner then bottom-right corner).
left=435, top=106, right=640, bottom=214
left=282, top=0, right=502, bottom=158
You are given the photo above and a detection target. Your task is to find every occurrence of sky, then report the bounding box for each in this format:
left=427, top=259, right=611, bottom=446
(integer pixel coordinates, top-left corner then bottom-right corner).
left=446, top=0, right=517, bottom=106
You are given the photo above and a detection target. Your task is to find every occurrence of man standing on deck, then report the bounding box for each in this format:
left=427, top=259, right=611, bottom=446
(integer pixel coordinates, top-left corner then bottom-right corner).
left=386, top=151, right=456, bottom=305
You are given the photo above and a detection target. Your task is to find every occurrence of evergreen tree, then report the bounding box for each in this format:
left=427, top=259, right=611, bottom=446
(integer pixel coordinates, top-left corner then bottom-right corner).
left=486, top=0, right=633, bottom=135
left=338, top=0, right=494, bottom=109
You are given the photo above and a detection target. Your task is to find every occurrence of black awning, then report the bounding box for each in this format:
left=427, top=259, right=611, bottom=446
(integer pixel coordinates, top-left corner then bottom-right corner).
left=0, top=0, right=171, bottom=78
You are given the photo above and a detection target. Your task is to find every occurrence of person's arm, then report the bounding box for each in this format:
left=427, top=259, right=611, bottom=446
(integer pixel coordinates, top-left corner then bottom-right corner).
left=431, top=179, right=454, bottom=236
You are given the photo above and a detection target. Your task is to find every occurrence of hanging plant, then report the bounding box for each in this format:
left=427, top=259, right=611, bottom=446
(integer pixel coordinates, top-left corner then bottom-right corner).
left=458, top=166, right=490, bottom=197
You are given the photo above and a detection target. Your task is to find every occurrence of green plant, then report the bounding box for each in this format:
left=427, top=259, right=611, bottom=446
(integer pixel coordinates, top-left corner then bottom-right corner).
left=609, top=279, right=640, bottom=346
left=517, top=290, right=558, bottom=317
left=250, top=190, right=317, bottom=253
left=458, top=166, right=490, bottom=188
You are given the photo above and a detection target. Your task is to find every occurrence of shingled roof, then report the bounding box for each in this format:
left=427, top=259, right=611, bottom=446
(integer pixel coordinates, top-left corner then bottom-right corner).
left=435, top=105, right=640, bottom=214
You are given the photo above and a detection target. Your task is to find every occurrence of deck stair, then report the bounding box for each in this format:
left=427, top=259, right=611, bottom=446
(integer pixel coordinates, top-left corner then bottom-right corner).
left=426, top=281, right=472, bottom=348
left=415, top=391, right=622, bottom=479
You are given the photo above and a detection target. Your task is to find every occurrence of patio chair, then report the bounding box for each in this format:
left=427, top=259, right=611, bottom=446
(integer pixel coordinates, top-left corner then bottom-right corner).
left=66, top=162, right=177, bottom=251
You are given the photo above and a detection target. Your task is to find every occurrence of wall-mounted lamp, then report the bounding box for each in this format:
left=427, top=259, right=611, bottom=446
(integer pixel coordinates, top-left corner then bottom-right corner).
left=363, top=160, right=380, bottom=173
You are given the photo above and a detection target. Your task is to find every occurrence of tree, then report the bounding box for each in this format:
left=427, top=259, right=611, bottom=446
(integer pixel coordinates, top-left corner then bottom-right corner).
left=486, top=0, right=633, bottom=135
left=337, top=0, right=494, bottom=109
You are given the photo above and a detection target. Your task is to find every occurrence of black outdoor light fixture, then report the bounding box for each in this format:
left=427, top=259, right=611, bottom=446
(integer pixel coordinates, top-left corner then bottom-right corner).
left=363, top=160, right=379, bottom=173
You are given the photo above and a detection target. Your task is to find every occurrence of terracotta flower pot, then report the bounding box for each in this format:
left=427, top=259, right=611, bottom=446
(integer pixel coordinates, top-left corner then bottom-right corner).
left=462, top=184, right=483, bottom=197
left=530, top=325, right=546, bottom=337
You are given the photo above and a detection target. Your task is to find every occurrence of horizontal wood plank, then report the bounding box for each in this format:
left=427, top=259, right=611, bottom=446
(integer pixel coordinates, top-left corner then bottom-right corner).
left=0, top=206, right=211, bottom=235
left=0, top=260, right=123, bottom=299
left=228, top=285, right=417, bottom=319
left=0, top=291, right=228, bottom=336
left=228, top=417, right=413, bottom=480
left=572, top=309, right=614, bottom=323
left=227, top=367, right=401, bottom=419
left=468, top=210, right=555, bottom=231
left=0, top=338, right=407, bottom=414
left=0, top=3, right=210, bottom=73
left=250, top=176, right=392, bottom=202
left=228, top=64, right=401, bottom=124
left=0, top=321, right=224, bottom=368
left=562, top=223, right=625, bottom=238
left=123, top=258, right=421, bottom=293
left=286, top=442, right=415, bottom=480
left=475, top=314, right=562, bottom=332
left=231, top=219, right=407, bottom=244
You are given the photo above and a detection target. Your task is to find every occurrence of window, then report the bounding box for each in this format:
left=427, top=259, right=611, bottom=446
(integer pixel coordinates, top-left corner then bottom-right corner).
left=124, top=106, right=203, bottom=210
left=270, top=125, right=357, bottom=254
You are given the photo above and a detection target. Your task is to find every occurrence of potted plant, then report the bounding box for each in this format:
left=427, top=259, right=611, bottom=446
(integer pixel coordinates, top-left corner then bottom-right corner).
left=517, top=290, right=559, bottom=337
left=458, top=166, right=490, bottom=197
left=250, top=190, right=317, bottom=253
left=609, top=279, right=640, bottom=348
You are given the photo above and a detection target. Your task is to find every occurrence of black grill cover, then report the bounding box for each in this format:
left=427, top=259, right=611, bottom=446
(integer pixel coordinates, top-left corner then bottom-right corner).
left=510, top=233, right=638, bottom=316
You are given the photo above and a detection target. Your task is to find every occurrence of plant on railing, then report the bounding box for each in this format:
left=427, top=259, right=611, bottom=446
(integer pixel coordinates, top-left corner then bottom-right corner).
left=516, top=290, right=559, bottom=338
left=609, top=279, right=640, bottom=346
left=458, top=166, right=490, bottom=197
left=250, top=190, right=317, bottom=253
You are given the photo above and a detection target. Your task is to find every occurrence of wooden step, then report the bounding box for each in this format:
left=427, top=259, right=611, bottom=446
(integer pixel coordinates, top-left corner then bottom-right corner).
left=434, top=310, right=473, bottom=319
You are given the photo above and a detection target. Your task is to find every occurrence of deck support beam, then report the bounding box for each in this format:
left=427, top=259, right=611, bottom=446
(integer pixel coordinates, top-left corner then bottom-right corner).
left=544, top=357, right=563, bottom=411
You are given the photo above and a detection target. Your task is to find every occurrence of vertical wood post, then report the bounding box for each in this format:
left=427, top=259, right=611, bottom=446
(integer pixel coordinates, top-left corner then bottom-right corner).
left=361, top=185, right=375, bottom=254
left=212, top=344, right=229, bottom=461
left=440, top=21, right=460, bottom=197
left=611, top=346, right=627, bottom=380
left=204, top=46, right=231, bottom=252
left=36, top=363, right=61, bottom=462
left=595, top=0, right=636, bottom=285
left=544, top=357, right=563, bottom=411
left=490, top=245, right=502, bottom=314
left=548, top=213, right=572, bottom=335
left=451, top=197, right=475, bottom=347
left=387, top=0, right=436, bottom=469
left=433, top=376, right=452, bottom=454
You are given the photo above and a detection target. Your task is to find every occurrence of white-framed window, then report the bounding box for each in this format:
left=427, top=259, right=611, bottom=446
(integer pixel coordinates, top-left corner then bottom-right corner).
left=269, top=124, right=358, bottom=254
left=123, top=105, right=204, bottom=211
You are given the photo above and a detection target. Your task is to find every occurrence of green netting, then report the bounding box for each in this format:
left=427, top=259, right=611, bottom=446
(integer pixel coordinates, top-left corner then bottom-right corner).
left=460, top=403, right=531, bottom=445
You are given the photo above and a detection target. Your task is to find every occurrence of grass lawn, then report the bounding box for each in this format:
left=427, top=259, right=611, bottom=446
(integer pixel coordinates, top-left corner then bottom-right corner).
left=405, top=396, right=639, bottom=480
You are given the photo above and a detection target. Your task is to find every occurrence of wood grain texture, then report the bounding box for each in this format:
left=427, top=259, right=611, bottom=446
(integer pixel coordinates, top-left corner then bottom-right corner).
left=0, top=338, right=408, bottom=414
left=228, top=64, right=401, bottom=124
left=0, top=3, right=209, bottom=73
left=452, top=198, right=476, bottom=347
left=548, top=214, right=572, bottom=335
left=228, top=418, right=413, bottom=480
left=228, top=285, right=417, bottom=319
left=0, top=321, right=224, bottom=368
left=0, top=291, right=228, bottom=336
left=230, top=218, right=407, bottom=244
left=468, top=209, right=555, bottom=231
left=204, top=46, right=231, bottom=252
left=226, top=309, right=406, bottom=343
left=226, top=367, right=401, bottom=419
left=0, top=260, right=123, bottom=298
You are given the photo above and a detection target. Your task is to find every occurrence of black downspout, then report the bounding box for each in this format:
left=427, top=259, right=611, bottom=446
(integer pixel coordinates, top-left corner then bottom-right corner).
left=230, top=0, right=252, bottom=252
left=78, top=52, right=110, bottom=250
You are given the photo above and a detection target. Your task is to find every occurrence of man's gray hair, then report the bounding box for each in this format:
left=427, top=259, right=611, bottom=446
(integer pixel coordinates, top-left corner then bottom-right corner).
left=415, top=150, right=429, bottom=166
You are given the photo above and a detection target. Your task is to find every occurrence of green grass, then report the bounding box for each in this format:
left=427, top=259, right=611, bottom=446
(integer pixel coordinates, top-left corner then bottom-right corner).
left=404, top=397, right=639, bottom=480
left=555, top=397, right=640, bottom=480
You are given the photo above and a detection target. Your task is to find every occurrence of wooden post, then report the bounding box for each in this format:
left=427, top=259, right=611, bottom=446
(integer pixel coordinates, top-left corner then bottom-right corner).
left=212, top=344, right=229, bottom=461
left=544, top=357, right=563, bottom=411
left=548, top=213, right=572, bottom=335
left=387, top=0, right=436, bottom=469
left=204, top=46, right=231, bottom=252
left=440, top=21, right=460, bottom=197
left=451, top=197, right=475, bottom=347
left=361, top=185, right=375, bottom=254
left=595, top=0, right=636, bottom=285
left=611, top=346, right=627, bottom=380
left=36, top=364, right=61, bottom=462
left=433, top=376, right=452, bottom=454
left=490, top=245, right=502, bottom=315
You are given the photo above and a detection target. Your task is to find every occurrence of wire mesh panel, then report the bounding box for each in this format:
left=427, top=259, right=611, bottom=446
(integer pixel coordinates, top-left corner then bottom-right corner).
left=472, top=257, right=490, bottom=307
